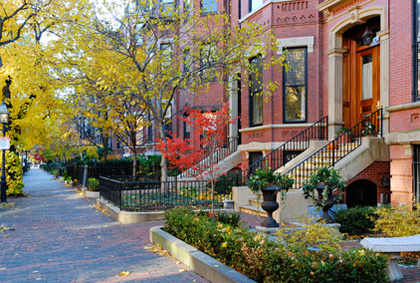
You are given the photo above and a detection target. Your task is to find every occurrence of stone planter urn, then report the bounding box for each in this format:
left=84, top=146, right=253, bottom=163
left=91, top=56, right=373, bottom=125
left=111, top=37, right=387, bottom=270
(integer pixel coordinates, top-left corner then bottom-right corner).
left=260, top=186, right=280, bottom=227
left=316, top=183, right=335, bottom=223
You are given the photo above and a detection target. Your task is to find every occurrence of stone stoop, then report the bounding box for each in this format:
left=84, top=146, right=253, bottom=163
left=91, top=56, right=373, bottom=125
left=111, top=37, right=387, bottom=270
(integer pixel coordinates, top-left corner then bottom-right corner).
left=239, top=193, right=268, bottom=217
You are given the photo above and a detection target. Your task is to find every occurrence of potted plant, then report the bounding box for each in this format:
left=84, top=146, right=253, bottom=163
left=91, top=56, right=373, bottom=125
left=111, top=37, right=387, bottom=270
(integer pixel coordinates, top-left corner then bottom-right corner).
left=362, top=121, right=376, bottom=136
left=336, top=127, right=353, bottom=143
left=246, top=168, right=294, bottom=227
left=302, top=166, right=347, bottom=223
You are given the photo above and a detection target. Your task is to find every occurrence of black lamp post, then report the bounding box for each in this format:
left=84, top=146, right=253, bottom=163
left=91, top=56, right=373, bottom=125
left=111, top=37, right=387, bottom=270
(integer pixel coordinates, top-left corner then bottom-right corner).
left=0, top=101, right=9, bottom=203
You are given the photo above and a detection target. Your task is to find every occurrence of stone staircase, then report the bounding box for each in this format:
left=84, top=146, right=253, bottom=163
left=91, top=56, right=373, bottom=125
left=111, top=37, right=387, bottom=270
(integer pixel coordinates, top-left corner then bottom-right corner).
left=239, top=192, right=267, bottom=217
left=239, top=141, right=359, bottom=216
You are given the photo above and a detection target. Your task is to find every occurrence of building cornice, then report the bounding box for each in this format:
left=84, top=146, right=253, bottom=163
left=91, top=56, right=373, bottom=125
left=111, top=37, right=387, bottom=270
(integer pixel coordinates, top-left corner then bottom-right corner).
left=317, top=0, right=349, bottom=13
left=239, top=0, right=293, bottom=23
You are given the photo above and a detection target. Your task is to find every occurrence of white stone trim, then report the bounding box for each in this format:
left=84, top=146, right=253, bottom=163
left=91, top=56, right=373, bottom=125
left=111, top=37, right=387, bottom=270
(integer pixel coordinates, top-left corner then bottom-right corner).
left=277, top=36, right=315, bottom=54
left=385, top=130, right=420, bottom=146
left=239, top=123, right=313, bottom=133
left=386, top=101, right=420, bottom=113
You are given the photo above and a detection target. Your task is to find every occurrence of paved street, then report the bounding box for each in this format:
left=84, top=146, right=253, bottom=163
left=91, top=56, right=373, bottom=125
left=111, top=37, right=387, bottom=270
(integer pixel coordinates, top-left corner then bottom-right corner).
left=0, top=168, right=209, bottom=283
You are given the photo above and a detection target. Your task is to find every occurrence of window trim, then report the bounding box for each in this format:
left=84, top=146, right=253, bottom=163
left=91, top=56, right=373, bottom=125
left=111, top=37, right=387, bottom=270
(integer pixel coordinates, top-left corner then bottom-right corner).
left=283, top=47, right=308, bottom=124
left=413, top=145, right=420, bottom=205
left=413, top=0, right=419, bottom=101
left=249, top=55, right=263, bottom=127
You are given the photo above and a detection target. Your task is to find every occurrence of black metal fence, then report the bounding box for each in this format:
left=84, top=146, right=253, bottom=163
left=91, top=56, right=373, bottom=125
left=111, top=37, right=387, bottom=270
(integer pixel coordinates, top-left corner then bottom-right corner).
left=99, top=176, right=234, bottom=212
left=235, top=116, right=328, bottom=185
left=282, top=109, right=383, bottom=189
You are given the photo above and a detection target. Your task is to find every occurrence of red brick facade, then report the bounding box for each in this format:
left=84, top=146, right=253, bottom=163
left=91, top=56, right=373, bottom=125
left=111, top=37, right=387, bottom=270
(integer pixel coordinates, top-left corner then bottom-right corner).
left=120, top=0, right=418, bottom=208
left=346, top=162, right=391, bottom=204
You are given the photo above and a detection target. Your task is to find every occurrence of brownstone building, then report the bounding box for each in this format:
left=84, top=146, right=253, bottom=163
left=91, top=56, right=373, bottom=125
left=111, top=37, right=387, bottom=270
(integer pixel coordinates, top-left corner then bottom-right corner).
left=112, top=0, right=420, bottom=220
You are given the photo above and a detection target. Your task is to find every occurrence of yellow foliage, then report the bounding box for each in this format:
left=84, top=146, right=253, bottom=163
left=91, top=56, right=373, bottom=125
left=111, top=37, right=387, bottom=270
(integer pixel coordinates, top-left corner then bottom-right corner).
left=275, top=216, right=343, bottom=252
left=373, top=203, right=420, bottom=237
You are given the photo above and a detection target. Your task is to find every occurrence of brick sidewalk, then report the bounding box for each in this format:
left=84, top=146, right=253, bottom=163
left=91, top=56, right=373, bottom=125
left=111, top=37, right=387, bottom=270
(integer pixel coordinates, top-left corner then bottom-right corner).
left=0, top=168, right=208, bottom=283
left=2, top=168, right=418, bottom=282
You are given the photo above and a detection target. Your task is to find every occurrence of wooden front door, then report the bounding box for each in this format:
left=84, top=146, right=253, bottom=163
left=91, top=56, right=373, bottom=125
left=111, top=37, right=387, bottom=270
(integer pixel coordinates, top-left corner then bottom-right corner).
left=357, top=45, right=380, bottom=121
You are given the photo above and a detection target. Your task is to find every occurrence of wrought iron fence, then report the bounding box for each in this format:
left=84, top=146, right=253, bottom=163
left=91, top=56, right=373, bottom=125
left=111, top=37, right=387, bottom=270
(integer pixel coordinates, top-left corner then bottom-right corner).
left=282, top=108, right=383, bottom=189
left=99, top=176, right=234, bottom=212
left=235, top=116, right=328, bottom=185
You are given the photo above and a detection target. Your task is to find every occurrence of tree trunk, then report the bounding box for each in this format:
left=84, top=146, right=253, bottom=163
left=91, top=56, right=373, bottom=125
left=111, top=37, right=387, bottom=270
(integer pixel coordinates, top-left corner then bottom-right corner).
left=132, top=148, right=137, bottom=181
left=160, top=124, right=168, bottom=182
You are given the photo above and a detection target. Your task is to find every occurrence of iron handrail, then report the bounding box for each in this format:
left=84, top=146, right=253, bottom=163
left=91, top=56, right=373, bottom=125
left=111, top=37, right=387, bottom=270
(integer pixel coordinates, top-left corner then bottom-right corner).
left=235, top=116, right=329, bottom=185
left=181, top=136, right=240, bottom=177
left=282, top=108, right=383, bottom=189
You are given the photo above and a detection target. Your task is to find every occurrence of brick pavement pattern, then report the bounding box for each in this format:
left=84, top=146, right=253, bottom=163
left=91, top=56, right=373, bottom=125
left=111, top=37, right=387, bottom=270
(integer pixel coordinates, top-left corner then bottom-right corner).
left=0, top=168, right=209, bottom=283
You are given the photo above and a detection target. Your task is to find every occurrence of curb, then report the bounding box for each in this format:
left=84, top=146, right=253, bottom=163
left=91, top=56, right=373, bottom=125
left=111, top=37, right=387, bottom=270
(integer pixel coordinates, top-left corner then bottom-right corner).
left=97, top=197, right=165, bottom=223
left=150, top=226, right=256, bottom=283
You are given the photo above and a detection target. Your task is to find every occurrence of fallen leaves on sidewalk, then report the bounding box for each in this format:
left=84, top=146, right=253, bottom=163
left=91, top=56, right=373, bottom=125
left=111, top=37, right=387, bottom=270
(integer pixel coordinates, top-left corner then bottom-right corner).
left=93, top=205, right=108, bottom=214
left=119, top=271, right=130, bottom=276
left=0, top=202, right=16, bottom=210
left=0, top=224, right=14, bottom=234
left=144, top=243, right=170, bottom=257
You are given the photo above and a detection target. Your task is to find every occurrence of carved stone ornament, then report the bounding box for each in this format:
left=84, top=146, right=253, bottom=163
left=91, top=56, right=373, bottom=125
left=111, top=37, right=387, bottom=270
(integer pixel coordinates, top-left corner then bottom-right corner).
left=348, top=5, right=364, bottom=24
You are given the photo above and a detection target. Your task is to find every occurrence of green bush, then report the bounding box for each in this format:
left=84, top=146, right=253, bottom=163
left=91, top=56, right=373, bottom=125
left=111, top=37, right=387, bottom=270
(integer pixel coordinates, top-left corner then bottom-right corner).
left=213, top=173, right=236, bottom=195
left=197, top=210, right=241, bottom=227
left=88, top=178, right=99, bottom=190
left=164, top=207, right=387, bottom=283
left=334, top=206, right=378, bottom=235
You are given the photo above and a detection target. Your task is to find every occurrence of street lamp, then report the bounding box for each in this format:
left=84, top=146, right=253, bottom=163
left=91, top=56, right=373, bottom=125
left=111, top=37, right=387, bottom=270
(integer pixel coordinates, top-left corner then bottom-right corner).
left=0, top=101, right=9, bottom=203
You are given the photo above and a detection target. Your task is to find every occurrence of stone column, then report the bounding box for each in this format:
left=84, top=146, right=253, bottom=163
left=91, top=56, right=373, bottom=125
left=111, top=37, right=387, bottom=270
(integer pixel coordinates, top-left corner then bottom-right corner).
left=327, top=48, right=347, bottom=139
left=378, top=29, right=390, bottom=136
left=228, top=75, right=239, bottom=142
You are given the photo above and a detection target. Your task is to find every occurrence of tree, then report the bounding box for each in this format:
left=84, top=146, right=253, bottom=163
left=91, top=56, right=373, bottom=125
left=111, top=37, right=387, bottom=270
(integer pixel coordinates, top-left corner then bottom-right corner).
left=157, top=103, right=237, bottom=218
left=52, top=0, right=284, bottom=180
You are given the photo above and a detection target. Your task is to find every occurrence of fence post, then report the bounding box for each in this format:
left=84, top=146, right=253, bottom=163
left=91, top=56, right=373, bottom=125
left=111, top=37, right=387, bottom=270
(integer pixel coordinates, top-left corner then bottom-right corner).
left=79, top=165, right=88, bottom=188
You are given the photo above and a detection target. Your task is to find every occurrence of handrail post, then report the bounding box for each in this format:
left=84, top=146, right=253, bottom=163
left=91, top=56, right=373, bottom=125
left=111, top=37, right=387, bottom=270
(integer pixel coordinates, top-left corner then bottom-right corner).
left=380, top=108, right=383, bottom=137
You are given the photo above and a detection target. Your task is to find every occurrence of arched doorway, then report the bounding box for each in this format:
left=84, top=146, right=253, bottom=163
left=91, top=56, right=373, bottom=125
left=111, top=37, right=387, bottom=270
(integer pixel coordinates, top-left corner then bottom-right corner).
left=325, top=6, right=389, bottom=138
left=342, top=17, right=381, bottom=129
left=346, top=180, right=377, bottom=208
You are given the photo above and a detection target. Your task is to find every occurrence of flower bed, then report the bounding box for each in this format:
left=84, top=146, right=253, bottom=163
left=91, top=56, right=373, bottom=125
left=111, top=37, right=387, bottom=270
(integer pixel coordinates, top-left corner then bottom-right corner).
left=164, top=207, right=388, bottom=283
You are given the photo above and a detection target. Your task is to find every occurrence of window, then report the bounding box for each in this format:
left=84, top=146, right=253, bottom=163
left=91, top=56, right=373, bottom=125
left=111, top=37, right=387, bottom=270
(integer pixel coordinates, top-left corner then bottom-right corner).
left=184, top=120, right=190, bottom=139
left=183, top=49, right=191, bottom=74
left=414, top=145, right=420, bottom=204
left=284, top=48, right=307, bottom=123
left=164, top=104, right=172, bottom=139
left=147, top=113, right=153, bottom=143
left=158, top=0, right=175, bottom=17
left=184, top=0, right=191, bottom=11
left=249, top=0, right=263, bottom=13
left=200, top=44, right=217, bottom=82
left=160, top=42, right=172, bottom=67
left=249, top=56, right=263, bottom=126
left=415, top=1, right=420, bottom=100
left=201, top=0, right=217, bottom=13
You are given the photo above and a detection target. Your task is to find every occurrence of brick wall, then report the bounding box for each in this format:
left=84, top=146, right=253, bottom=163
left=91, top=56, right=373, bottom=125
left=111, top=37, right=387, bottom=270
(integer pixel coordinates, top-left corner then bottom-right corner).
left=390, top=145, right=414, bottom=205
left=346, top=161, right=391, bottom=204
left=389, top=0, right=413, bottom=107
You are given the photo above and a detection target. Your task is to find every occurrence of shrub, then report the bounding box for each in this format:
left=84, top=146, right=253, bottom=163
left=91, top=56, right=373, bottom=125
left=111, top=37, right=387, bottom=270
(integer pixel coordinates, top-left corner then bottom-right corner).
left=197, top=210, right=241, bottom=227
left=5, top=151, right=24, bottom=196
left=334, top=206, right=378, bottom=235
left=164, top=207, right=387, bottom=283
left=275, top=216, right=343, bottom=251
left=88, top=178, right=99, bottom=190
left=374, top=204, right=420, bottom=237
